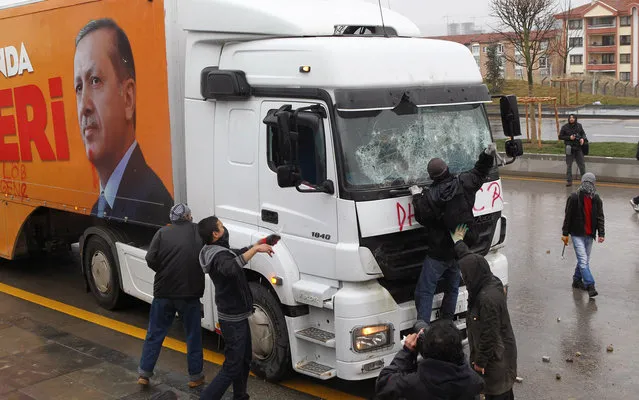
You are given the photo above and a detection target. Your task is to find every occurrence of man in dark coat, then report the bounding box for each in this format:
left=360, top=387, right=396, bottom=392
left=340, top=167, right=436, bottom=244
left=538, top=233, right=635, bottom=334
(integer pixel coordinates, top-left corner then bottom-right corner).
left=409, top=144, right=496, bottom=331
left=452, top=225, right=517, bottom=400
left=197, top=216, right=275, bottom=400
left=562, top=172, right=605, bottom=298
left=375, top=320, right=484, bottom=400
left=559, top=114, right=587, bottom=187
left=138, top=203, right=205, bottom=388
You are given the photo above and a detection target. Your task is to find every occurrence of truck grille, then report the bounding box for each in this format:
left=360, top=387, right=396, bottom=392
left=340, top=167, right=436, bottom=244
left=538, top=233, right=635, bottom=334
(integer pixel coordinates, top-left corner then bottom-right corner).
left=361, top=212, right=501, bottom=304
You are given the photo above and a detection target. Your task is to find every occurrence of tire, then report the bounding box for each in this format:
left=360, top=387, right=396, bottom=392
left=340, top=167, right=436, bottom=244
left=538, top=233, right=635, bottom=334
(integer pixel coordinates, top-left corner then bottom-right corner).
left=83, top=235, right=127, bottom=310
left=248, top=281, right=292, bottom=382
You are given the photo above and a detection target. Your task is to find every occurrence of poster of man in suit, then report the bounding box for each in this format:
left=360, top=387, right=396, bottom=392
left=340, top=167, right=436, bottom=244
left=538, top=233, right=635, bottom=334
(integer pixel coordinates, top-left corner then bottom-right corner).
left=73, top=18, right=174, bottom=226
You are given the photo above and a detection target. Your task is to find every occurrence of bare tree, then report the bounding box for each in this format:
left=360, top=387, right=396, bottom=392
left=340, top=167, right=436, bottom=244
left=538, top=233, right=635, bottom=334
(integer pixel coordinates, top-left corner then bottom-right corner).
left=491, top=0, right=557, bottom=143
left=550, top=0, right=583, bottom=75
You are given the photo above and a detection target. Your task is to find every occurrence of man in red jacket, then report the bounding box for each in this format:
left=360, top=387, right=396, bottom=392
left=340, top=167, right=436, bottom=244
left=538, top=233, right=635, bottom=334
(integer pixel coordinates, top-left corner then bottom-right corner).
left=562, top=173, right=605, bottom=298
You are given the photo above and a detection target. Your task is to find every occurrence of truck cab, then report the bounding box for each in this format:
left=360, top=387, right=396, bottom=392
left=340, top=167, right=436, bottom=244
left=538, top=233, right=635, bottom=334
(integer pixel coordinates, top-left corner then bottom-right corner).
left=100, top=0, right=523, bottom=382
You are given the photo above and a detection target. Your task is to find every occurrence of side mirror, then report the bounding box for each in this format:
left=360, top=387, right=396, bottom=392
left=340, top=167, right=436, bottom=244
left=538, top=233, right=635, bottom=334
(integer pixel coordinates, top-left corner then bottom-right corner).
left=276, top=165, right=301, bottom=188
left=499, top=95, right=522, bottom=137
left=505, top=139, right=524, bottom=158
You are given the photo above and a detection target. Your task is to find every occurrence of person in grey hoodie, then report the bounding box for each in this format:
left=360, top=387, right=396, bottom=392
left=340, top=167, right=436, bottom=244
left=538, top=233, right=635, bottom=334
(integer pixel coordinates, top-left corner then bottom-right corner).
left=197, top=216, right=275, bottom=400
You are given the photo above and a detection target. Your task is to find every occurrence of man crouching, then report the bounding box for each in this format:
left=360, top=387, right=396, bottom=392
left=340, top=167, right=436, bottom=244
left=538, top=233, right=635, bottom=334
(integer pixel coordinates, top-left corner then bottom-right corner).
left=375, top=320, right=484, bottom=400
left=197, top=216, right=274, bottom=400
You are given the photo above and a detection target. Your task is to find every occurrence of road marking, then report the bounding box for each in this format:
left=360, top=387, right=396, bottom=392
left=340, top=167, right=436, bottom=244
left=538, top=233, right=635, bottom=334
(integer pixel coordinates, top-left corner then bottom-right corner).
left=0, top=282, right=364, bottom=400
left=502, top=175, right=639, bottom=189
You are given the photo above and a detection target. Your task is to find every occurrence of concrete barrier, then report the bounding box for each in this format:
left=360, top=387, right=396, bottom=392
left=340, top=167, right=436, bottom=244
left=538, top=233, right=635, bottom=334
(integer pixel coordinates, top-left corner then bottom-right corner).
left=500, top=153, right=639, bottom=184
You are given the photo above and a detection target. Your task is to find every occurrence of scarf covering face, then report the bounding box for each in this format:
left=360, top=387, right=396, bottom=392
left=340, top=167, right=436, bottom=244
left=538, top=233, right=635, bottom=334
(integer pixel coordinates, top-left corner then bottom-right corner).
left=579, top=172, right=597, bottom=196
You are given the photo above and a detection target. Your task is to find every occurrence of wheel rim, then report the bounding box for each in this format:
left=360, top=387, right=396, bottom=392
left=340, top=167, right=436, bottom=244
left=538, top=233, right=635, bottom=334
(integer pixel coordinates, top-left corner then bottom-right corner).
left=91, top=251, right=111, bottom=294
left=249, top=304, right=275, bottom=360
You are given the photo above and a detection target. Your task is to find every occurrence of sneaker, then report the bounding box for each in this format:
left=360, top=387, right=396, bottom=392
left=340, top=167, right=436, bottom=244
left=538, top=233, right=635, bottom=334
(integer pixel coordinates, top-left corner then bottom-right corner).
left=587, top=285, right=598, bottom=298
left=631, top=199, right=639, bottom=212
left=572, top=280, right=585, bottom=290
left=566, top=182, right=572, bottom=187
left=137, top=376, right=150, bottom=386
left=188, top=377, right=205, bottom=388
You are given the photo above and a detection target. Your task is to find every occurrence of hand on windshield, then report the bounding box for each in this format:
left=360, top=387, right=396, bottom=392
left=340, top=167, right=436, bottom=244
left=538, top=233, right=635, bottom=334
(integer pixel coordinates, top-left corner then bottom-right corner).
left=409, top=185, right=423, bottom=196
left=484, top=142, right=497, bottom=155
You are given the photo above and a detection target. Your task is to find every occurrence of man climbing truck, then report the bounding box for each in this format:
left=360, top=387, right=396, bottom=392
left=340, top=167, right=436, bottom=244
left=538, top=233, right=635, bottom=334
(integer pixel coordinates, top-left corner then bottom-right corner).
left=0, top=0, right=523, bottom=382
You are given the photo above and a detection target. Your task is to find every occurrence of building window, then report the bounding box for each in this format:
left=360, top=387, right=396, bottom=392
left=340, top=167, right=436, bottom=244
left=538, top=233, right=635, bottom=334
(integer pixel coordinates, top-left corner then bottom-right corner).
left=570, top=55, right=583, bottom=65
left=602, top=53, right=615, bottom=64
left=568, top=19, right=583, bottom=29
left=620, top=72, right=631, bottom=81
left=569, top=37, right=583, bottom=47
left=496, top=43, right=504, bottom=54
left=515, top=69, right=523, bottom=78
left=620, top=53, right=631, bottom=64
left=588, top=16, right=615, bottom=27
left=471, top=44, right=480, bottom=56
left=538, top=57, right=548, bottom=68
left=620, top=16, right=631, bottom=27
left=620, top=35, right=631, bottom=46
left=600, top=35, right=615, bottom=46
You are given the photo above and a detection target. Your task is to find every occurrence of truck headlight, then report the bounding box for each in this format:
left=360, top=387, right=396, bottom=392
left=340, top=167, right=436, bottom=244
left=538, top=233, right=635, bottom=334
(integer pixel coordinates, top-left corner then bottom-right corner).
left=352, top=324, right=393, bottom=353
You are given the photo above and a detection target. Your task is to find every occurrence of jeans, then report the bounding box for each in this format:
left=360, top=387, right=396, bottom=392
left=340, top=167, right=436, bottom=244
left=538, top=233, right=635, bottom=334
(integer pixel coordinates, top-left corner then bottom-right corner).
left=200, top=319, right=252, bottom=400
left=414, top=256, right=460, bottom=325
left=566, top=148, right=586, bottom=183
left=139, top=298, right=204, bottom=381
left=572, top=236, right=595, bottom=287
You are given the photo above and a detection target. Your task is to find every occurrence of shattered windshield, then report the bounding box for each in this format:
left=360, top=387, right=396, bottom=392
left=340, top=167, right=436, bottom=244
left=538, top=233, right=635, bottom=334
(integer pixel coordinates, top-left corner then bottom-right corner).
left=336, top=104, right=492, bottom=190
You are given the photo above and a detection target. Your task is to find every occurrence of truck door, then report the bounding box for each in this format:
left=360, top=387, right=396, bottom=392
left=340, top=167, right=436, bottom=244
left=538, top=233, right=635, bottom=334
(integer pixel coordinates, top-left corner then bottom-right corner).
left=257, top=101, right=339, bottom=277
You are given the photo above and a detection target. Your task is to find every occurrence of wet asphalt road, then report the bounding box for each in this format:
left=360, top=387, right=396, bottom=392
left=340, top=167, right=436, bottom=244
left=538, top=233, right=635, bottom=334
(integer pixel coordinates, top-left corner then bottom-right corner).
left=0, top=176, right=638, bottom=399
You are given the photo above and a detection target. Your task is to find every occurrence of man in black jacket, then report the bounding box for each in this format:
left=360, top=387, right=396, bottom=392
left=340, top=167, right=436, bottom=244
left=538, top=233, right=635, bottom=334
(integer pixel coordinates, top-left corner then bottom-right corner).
left=410, top=144, right=496, bottom=332
left=562, top=173, right=605, bottom=298
left=375, top=319, right=484, bottom=400
left=138, top=203, right=205, bottom=388
left=452, top=225, right=517, bottom=400
left=559, top=114, right=587, bottom=187
left=198, top=216, right=275, bottom=400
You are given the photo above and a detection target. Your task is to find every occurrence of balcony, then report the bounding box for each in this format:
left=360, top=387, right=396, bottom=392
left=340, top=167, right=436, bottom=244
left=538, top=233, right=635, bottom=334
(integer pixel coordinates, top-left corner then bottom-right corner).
left=586, top=62, right=617, bottom=71
left=588, top=44, right=616, bottom=53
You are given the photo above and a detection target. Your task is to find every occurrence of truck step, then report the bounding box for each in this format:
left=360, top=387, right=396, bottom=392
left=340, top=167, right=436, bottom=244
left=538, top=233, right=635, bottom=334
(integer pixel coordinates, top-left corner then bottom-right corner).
left=295, top=327, right=335, bottom=348
left=295, top=361, right=337, bottom=380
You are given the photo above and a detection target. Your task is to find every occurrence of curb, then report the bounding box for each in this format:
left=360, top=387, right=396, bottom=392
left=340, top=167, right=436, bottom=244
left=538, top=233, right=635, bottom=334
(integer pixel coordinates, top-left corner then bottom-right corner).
left=499, top=153, right=639, bottom=185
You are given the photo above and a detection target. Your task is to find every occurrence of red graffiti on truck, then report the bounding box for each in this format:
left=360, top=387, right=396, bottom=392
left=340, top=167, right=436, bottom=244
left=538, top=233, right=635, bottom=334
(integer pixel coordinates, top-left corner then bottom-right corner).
left=396, top=202, right=416, bottom=232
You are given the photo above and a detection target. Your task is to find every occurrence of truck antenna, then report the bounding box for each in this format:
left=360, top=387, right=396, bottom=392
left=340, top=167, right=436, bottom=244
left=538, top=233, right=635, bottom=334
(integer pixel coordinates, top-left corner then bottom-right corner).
left=378, top=0, right=389, bottom=38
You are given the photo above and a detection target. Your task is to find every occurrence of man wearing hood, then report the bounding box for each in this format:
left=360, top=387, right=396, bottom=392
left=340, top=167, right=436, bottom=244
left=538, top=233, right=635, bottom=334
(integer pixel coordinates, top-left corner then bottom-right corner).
left=375, top=319, right=484, bottom=400
left=559, top=114, right=588, bottom=187
left=197, top=216, right=275, bottom=400
left=138, top=203, right=205, bottom=388
left=562, top=173, right=605, bottom=298
left=452, top=225, right=517, bottom=400
left=410, top=144, right=496, bottom=332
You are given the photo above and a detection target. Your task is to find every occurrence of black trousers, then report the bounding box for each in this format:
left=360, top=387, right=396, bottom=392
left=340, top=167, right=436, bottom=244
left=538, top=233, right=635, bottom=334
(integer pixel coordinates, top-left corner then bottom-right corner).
left=566, top=148, right=586, bottom=183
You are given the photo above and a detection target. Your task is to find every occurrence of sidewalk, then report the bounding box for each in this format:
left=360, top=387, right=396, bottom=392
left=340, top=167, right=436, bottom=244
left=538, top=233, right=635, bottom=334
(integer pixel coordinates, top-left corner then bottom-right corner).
left=0, top=291, right=316, bottom=400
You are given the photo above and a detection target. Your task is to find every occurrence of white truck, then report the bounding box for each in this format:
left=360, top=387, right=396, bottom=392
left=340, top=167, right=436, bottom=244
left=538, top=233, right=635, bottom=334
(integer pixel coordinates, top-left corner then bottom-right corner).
left=0, top=0, right=522, bottom=382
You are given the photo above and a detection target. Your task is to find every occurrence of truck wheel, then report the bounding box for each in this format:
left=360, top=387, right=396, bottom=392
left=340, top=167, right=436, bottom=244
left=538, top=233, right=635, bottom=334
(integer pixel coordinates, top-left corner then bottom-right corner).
left=248, top=281, right=292, bottom=382
left=84, top=235, right=126, bottom=310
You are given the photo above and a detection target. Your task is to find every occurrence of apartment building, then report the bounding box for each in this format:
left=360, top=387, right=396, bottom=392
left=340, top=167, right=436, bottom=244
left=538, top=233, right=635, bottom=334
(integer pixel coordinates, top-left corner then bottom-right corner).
left=431, top=32, right=562, bottom=81
left=557, top=0, right=639, bottom=83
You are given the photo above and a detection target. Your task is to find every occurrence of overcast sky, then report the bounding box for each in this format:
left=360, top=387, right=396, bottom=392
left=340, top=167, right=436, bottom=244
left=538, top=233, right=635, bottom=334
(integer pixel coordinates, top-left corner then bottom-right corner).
left=362, top=0, right=591, bottom=36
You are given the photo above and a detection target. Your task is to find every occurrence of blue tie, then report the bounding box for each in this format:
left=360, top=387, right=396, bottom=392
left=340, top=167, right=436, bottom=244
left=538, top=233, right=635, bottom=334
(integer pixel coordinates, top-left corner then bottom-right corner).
left=97, top=192, right=112, bottom=218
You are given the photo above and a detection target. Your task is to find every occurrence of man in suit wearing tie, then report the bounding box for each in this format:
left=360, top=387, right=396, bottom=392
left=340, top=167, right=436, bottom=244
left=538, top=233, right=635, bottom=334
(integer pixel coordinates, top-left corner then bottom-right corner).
left=74, top=18, right=173, bottom=226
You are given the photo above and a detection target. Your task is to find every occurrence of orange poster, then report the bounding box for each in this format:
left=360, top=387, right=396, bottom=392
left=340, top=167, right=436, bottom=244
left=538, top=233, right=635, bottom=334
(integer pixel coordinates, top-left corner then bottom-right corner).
left=0, top=0, right=174, bottom=226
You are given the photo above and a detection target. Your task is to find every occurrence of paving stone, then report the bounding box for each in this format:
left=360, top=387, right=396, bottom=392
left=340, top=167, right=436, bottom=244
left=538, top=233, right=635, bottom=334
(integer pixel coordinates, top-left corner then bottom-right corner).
left=20, top=374, right=115, bottom=400
left=0, top=327, right=49, bottom=357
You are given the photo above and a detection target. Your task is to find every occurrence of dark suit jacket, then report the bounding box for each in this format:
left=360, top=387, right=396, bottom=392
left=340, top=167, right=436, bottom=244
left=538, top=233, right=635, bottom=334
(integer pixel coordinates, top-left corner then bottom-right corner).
left=91, top=144, right=174, bottom=226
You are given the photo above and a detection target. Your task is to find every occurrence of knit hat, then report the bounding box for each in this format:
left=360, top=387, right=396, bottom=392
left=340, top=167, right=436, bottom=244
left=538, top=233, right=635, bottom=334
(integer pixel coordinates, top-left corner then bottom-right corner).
left=427, top=158, right=449, bottom=180
left=581, top=172, right=596, bottom=184
left=169, top=203, right=191, bottom=222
